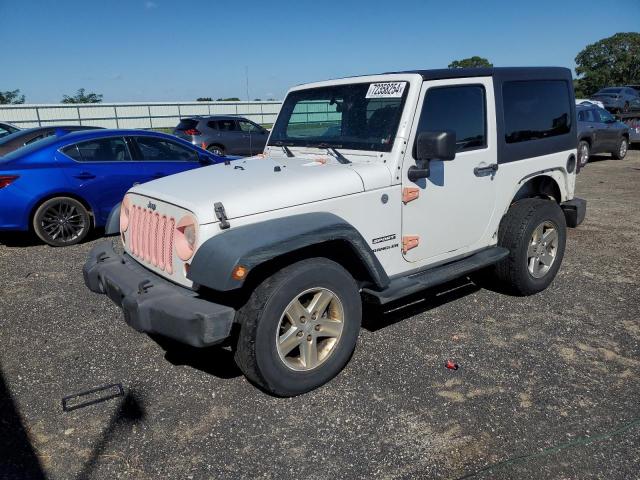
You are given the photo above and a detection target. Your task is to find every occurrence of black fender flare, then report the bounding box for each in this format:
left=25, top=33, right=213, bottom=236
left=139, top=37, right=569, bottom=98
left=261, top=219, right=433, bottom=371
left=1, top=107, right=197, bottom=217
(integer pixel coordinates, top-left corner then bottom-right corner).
left=105, top=202, right=121, bottom=235
left=187, top=212, right=390, bottom=292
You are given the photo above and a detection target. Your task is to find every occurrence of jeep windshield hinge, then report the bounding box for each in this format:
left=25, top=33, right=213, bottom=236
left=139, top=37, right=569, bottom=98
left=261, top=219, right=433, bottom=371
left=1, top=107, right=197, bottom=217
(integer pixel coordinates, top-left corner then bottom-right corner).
left=214, top=202, right=230, bottom=230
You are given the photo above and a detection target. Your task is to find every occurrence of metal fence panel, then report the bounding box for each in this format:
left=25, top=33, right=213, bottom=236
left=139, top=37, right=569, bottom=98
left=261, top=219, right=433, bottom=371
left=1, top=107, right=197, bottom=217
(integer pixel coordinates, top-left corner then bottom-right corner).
left=0, top=101, right=283, bottom=130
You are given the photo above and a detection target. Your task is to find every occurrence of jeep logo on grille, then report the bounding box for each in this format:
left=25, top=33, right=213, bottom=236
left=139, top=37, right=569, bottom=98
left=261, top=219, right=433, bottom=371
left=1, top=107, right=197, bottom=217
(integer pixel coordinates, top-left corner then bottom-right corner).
left=147, top=202, right=157, bottom=211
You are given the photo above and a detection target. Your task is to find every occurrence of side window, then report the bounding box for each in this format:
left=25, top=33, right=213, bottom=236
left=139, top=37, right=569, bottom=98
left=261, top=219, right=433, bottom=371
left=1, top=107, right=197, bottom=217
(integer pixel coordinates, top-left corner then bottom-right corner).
left=238, top=120, right=262, bottom=133
left=503, top=80, right=571, bottom=143
left=414, top=85, right=486, bottom=154
left=595, top=107, right=614, bottom=123
left=207, top=121, right=219, bottom=130
left=62, top=137, right=131, bottom=162
left=136, top=137, right=198, bottom=162
left=217, top=120, right=237, bottom=131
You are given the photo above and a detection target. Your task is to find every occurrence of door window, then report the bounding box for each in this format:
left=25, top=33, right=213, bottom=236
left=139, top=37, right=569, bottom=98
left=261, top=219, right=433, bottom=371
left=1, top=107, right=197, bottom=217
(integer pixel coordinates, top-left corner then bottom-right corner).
left=238, top=120, right=262, bottom=133
left=414, top=85, right=486, bottom=155
left=135, top=136, right=198, bottom=161
left=62, top=137, right=131, bottom=162
left=216, top=120, right=237, bottom=131
left=578, top=109, right=598, bottom=122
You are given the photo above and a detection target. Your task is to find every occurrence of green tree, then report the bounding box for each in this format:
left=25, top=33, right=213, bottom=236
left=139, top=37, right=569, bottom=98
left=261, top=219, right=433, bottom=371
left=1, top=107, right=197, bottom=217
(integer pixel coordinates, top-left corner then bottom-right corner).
left=196, top=97, right=212, bottom=101
left=448, top=56, right=493, bottom=68
left=0, top=89, right=25, bottom=104
left=216, top=97, right=241, bottom=101
left=61, top=88, right=103, bottom=104
left=574, top=32, right=640, bottom=97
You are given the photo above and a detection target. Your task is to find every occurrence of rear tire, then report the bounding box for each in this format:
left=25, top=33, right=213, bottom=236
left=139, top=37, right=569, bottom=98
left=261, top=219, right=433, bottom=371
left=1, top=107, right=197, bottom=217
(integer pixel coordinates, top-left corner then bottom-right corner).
left=611, top=137, right=628, bottom=160
left=33, top=197, right=91, bottom=246
left=481, top=198, right=566, bottom=296
left=577, top=140, right=590, bottom=167
left=207, top=145, right=225, bottom=156
left=234, top=258, right=361, bottom=396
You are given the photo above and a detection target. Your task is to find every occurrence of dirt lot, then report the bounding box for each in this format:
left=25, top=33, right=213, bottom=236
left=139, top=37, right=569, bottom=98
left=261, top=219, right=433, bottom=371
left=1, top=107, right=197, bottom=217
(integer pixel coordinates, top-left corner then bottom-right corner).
left=1, top=149, right=639, bottom=479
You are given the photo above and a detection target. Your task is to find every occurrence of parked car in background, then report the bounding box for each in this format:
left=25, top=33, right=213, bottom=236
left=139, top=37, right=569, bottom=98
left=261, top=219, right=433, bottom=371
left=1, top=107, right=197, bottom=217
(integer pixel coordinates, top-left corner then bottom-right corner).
left=0, top=129, right=229, bottom=246
left=576, top=104, right=629, bottom=167
left=0, top=125, right=103, bottom=156
left=590, top=87, right=640, bottom=113
left=0, top=122, right=20, bottom=139
left=575, top=98, right=605, bottom=109
left=173, top=116, right=268, bottom=156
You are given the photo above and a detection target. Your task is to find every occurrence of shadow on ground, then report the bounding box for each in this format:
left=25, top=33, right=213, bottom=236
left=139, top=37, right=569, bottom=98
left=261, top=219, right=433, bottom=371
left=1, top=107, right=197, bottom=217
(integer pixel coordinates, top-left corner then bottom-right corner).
left=0, top=368, right=46, bottom=479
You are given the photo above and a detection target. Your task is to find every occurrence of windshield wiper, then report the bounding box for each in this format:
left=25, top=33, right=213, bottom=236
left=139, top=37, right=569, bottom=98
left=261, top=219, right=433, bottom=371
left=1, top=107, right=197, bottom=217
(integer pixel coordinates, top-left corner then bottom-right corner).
left=314, top=143, right=351, bottom=164
left=269, top=140, right=295, bottom=157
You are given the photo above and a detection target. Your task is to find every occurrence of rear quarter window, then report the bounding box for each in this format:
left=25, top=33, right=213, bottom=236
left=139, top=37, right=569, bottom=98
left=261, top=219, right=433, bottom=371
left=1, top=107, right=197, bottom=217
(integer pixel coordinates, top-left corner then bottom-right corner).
left=177, top=119, right=198, bottom=130
left=503, top=80, right=571, bottom=144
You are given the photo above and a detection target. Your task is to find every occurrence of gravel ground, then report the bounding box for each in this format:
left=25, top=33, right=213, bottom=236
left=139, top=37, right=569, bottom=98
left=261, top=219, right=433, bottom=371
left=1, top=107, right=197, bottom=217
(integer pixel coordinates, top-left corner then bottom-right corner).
left=1, top=149, right=639, bottom=479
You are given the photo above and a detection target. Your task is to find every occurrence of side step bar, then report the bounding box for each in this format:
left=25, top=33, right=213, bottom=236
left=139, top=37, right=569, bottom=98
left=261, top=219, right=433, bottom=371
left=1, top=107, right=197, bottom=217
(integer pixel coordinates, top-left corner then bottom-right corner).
left=362, top=247, right=509, bottom=304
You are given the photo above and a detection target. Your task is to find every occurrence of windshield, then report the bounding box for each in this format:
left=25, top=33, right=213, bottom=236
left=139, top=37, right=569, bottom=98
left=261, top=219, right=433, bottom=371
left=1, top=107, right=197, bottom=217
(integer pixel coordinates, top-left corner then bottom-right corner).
left=268, top=82, right=408, bottom=152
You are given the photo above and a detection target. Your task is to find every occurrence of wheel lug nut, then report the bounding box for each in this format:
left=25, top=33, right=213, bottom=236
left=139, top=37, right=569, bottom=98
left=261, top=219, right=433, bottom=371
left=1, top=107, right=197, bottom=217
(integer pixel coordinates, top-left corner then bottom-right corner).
left=300, top=317, right=306, bottom=323
left=297, top=331, right=303, bottom=337
left=314, top=325, right=320, bottom=331
left=307, top=335, right=312, bottom=341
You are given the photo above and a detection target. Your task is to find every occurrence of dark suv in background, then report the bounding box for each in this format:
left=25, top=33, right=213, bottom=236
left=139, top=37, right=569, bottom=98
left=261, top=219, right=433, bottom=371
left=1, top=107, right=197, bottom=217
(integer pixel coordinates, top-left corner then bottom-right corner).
left=576, top=104, right=629, bottom=167
left=173, top=116, right=268, bottom=156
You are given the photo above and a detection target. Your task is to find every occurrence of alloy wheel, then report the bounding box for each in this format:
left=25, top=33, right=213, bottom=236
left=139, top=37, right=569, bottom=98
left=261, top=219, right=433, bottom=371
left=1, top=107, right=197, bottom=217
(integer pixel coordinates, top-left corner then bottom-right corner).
left=620, top=139, right=628, bottom=158
left=276, top=287, right=344, bottom=371
left=40, top=200, right=86, bottom=243
left=527, top=221, right=559, bottom=278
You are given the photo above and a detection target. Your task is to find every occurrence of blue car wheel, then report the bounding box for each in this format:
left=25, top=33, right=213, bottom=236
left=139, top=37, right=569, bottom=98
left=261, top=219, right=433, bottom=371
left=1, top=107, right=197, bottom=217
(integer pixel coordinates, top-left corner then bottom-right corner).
left=33, top=197, right=91, bottom=246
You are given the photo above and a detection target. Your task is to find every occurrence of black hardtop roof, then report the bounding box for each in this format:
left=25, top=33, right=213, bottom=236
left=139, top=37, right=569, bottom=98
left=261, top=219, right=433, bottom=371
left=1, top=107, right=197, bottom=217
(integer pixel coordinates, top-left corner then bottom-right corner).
left=385, top=66, right=573, bottom=81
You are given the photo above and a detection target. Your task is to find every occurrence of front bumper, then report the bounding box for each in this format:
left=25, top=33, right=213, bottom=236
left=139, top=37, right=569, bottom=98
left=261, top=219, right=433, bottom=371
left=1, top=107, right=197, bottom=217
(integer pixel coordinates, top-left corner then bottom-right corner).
left=561, top=197, right=587, bottom=228
left=83, top=242, right=236, bottom=347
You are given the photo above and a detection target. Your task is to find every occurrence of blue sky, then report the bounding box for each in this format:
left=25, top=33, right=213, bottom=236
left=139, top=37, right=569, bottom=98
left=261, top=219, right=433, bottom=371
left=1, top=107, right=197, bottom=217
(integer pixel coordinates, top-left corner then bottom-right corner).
left=2, top=0, right=639, bottom=103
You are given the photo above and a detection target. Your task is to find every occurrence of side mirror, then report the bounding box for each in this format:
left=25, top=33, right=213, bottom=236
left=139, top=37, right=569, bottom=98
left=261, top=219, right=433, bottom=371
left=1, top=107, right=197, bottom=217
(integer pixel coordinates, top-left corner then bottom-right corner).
left=408, top=131, right=456, bottom=181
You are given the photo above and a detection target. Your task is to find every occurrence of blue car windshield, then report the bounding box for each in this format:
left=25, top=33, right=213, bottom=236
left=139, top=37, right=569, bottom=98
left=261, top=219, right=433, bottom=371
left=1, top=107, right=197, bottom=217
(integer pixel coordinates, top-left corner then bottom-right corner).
left=0, top=135, right=60, bottom=163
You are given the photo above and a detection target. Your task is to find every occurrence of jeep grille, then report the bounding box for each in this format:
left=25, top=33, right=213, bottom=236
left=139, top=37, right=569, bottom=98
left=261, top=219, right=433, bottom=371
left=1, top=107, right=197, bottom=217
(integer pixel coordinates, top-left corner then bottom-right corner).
left=127, top=205, right=175, bottom=274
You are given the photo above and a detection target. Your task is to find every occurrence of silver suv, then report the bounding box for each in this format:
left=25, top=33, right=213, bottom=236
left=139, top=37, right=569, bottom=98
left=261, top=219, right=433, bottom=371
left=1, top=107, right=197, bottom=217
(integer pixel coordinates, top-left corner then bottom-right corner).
left=173, top=115, right=268, bottom=157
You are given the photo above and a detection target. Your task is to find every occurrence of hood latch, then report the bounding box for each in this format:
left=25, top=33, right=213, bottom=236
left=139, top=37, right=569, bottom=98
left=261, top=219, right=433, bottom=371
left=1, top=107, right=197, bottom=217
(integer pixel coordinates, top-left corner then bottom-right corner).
left=214, top=202, right=230, bottom=230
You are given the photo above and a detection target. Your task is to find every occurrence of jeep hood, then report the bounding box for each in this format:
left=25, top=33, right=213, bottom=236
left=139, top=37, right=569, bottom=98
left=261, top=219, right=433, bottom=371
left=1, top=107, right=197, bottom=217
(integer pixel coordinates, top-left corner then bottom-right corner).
left=129, top=155, right=386, bottom=224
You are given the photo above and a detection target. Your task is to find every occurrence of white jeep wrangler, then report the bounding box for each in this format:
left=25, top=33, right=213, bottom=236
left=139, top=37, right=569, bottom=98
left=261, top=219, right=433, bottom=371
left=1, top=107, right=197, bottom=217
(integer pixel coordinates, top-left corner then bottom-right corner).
left=84, top=67, right=586, bottom=396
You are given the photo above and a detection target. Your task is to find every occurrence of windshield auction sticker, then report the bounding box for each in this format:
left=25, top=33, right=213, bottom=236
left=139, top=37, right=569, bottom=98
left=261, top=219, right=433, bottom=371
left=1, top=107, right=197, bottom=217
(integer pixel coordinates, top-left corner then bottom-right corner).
left=366, top=82, right=407, bottom=98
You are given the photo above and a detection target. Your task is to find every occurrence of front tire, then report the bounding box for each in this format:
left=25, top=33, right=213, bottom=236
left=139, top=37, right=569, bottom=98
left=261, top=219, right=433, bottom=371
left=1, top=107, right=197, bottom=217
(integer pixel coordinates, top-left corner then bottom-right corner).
left=611, top=137, right=628, bottom=160
left=234, top=258, right=361, bottom=396
left=487, top=198, right=566, bottom=296
left=33, top=197, right=91, bottom=246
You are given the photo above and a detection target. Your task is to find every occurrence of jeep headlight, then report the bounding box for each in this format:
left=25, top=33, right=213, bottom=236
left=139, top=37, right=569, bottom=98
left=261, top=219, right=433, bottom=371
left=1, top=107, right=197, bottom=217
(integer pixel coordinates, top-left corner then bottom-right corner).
left=120, top=194, right=131, bottom=233
left=176, top=214, right=198, bottom=261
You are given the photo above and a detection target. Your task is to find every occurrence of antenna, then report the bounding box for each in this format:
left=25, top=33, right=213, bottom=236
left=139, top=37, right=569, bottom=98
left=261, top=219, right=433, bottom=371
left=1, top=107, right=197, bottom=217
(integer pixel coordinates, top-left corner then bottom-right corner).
left=246, top=66, right=252, bottom=154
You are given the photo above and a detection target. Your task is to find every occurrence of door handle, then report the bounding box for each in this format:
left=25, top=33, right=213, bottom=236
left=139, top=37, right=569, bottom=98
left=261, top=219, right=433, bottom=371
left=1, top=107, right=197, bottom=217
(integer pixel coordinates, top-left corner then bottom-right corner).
left=473, top=164, right=498, bottom=177
left=73, top=172, right=96, bottom=180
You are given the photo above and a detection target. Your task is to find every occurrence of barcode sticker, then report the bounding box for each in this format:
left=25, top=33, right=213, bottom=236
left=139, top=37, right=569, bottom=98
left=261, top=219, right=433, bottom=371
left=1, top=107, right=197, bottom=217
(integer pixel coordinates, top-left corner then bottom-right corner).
left=366, top=82, right=407, bottom=98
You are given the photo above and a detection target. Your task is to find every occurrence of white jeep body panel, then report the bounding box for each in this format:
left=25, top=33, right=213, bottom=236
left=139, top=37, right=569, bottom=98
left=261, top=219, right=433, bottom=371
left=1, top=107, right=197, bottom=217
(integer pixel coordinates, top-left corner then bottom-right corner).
left=123, top=70, right=578, bottom=289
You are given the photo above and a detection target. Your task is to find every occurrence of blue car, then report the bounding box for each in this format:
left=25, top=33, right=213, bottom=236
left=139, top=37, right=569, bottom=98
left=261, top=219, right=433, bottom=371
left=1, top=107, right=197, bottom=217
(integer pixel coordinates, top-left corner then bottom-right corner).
left=0, top=129, right=226, bottom=246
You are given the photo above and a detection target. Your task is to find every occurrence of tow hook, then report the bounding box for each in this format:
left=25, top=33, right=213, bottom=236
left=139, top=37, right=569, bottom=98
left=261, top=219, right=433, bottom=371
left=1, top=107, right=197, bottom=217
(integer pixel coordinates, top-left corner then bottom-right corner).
left=138, top=279, right=153, bottom=294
